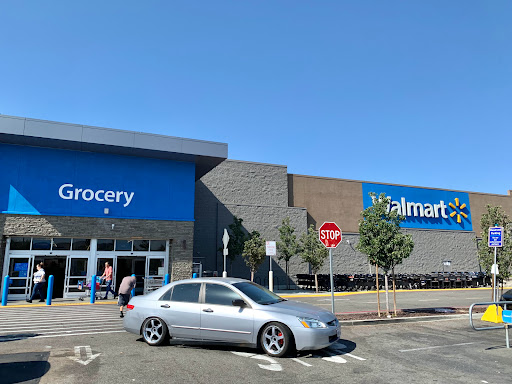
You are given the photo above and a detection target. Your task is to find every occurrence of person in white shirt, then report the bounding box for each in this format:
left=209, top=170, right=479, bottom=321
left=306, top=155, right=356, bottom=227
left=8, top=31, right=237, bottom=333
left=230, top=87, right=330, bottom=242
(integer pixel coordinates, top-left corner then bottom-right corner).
left=27, top=262, right=46, bottom=303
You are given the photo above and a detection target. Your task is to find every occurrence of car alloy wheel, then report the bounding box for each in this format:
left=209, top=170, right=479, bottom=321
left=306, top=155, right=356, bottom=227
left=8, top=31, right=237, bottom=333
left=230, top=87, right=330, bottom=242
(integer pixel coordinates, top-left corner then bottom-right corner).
left=142, top=317, right=168, bottom=346
left=260, top=322, right=292, bottom=357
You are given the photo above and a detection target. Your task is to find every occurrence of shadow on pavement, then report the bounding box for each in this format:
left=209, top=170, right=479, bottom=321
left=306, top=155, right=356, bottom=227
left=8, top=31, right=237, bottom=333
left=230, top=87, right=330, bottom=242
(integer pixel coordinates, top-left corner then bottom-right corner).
left=135, top=337, right=357, bottom=357
left=0, top=352, right=50, bottom=384
left=0, top=333, right=39, bottom=343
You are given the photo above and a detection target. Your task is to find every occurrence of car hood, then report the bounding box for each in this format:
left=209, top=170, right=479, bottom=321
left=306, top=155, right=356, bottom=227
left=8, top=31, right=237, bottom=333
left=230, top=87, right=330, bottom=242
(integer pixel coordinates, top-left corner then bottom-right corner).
left=256, top=299, right=335, bottom=321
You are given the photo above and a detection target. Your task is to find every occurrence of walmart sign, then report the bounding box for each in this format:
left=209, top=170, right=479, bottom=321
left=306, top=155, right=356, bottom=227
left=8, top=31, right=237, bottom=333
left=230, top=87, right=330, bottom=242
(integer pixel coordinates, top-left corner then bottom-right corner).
left=362, top=183, right=472, bottom=231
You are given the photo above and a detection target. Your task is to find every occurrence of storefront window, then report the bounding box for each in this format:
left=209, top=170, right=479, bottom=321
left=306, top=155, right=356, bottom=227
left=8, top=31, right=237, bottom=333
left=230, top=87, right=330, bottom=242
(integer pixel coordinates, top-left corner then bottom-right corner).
left=97, top=239, right=114, bottom=251
left=10, top=237, right=31, bottom=250
left=32, top=238, right=51, bottom=250
left=52, top=238, right=71, bottom=250
left=69, top=258, right=88, bottom=276
left=133, top=240, right=149, bottom=251
left=115, top=240, right=132, bottom=251
left=148, top=258, right=164, bottom=275
left=72, top=239, right=91, bottom=251
left=150, top=240, right=166, bottom=252
left=9, top=258, right=30, bottom=277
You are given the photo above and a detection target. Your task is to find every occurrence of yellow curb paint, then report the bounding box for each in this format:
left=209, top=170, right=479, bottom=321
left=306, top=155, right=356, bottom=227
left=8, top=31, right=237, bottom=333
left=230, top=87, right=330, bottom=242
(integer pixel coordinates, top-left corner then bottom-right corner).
left=279, top=287, right=492, bottom=299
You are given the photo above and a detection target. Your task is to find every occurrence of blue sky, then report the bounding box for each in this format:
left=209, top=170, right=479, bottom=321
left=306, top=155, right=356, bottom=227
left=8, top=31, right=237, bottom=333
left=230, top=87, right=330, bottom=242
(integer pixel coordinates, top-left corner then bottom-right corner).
left=1, top=1, right=511, bottom=195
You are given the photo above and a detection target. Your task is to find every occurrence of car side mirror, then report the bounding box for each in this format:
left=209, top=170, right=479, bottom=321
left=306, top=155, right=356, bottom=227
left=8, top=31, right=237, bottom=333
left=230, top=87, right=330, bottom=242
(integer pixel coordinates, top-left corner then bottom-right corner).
left=232, top=299, right=246, bottom=307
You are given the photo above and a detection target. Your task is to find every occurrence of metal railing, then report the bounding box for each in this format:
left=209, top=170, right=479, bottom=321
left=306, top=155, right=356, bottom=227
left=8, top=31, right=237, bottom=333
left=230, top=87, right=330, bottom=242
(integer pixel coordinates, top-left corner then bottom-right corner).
left=469, top=301, right=511, bottom=348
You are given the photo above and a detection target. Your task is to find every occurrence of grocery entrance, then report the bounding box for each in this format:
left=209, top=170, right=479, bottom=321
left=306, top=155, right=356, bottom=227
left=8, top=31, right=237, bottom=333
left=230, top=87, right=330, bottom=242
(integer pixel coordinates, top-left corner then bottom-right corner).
left=116, top=256, right=145, bottom=296
left=33, top=256, right=66, bottom=298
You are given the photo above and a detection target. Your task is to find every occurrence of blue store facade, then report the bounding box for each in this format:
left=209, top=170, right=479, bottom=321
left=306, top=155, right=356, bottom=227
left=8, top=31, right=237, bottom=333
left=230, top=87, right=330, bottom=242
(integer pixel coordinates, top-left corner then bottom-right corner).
left=0, top=115, right=227, bottom=299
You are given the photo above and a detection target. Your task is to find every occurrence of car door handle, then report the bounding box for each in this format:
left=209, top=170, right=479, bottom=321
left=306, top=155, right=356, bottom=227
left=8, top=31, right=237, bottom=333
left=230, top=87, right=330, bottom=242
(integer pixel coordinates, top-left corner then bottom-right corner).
left=160, top=304, right=170, bottom=308
left=202, top=308, right=213, bottom=313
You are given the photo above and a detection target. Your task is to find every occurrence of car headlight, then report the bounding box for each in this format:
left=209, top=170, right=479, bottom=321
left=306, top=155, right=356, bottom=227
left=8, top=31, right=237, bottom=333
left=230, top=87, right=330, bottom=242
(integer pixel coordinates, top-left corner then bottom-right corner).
left=298, top=317, right=327, bottom=328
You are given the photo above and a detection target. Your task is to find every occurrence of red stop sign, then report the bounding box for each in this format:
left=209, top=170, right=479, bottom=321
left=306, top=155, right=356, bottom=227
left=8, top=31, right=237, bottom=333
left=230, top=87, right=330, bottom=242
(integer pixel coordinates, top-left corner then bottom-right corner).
left=318, top=222, right=342, bottom=248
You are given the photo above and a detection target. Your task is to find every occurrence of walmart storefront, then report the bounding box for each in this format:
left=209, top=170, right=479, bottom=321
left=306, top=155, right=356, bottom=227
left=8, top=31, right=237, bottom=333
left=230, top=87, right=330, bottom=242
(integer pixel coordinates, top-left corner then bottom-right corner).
left=2, top=115, right=512, bottom=294
left=0, top=115, right=227, bottom=299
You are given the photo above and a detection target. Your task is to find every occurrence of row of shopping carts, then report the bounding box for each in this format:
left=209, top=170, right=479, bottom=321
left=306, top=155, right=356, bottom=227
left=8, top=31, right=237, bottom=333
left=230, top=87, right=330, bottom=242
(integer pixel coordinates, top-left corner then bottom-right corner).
left=296, top=272, right=493, bottom=291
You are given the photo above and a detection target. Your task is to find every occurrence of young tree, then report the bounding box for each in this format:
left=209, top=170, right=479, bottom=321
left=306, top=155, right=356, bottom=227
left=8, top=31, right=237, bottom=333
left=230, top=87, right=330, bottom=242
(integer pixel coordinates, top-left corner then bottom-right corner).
left=277, top=217, right=300, bottom=290
left=242, top=231, right=266, bottom=282
left=476, top=205, right=512, bottom=297
left=356, top=192, right=414, bottom=316
left=225, top=216, right=248, bottom=274
left=299, top=224, right=328, bottom=293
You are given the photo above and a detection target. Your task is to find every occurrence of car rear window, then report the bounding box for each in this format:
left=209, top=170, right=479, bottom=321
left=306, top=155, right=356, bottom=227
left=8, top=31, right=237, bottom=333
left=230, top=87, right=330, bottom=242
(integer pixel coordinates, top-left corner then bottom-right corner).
left=170, top=283, right=201, bottom=303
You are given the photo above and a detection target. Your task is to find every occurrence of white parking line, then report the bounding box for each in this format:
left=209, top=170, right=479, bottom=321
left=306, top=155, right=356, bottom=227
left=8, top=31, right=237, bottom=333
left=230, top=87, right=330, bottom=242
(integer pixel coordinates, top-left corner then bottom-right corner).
left=0, top=330, right=126, bottom=341
left=399, top=342, right=477, bottom=352
left=291, top=358, right=312, bottom=367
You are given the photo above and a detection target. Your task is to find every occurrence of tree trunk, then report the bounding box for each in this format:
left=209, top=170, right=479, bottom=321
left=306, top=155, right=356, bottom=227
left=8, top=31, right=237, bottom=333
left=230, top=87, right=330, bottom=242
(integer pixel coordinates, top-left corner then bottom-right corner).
left=384, top=273, right=390, bottom=317
left=286, top=260, right=290, bottom=290
left=376, top=264, right=381, bottom=317
left=314, top=273, right=319, bottom=293
left=251, top=270, right=254, bottom=282
left=392, top=266, right=397, bottom=316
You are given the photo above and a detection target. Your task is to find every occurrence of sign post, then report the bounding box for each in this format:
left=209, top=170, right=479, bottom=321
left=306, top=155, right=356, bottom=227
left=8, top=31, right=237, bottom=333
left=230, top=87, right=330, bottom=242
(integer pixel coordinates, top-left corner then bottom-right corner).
left=488, top=226, right=504, bottom=302
left=318, top=222, right=342, bottom=314
left=222, top=229, right=229, bottom=278
left=266, top=241, right=277, bottom=291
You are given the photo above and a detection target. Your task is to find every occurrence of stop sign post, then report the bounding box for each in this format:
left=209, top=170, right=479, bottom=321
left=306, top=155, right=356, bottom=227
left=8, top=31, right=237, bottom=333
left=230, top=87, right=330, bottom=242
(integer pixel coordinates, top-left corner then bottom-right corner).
left=318, top=222, right=342, bottom=314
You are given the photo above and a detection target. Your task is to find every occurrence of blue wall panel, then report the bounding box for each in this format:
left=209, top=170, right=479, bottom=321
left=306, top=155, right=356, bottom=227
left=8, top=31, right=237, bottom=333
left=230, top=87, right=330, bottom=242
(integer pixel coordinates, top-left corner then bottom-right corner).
left=0, top=143, right=195, bottom=221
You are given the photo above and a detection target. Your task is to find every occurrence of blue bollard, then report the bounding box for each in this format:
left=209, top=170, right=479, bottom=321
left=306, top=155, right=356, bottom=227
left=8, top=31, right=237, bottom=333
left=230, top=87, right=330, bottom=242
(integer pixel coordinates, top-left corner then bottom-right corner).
left=46, top=275, right=54, bottom=306
left=2, top=275, right=10, bottom=306
left=131, top=273, right=136, bottom=297
left=192, top=273, right=198, bottom=278
left=90, top=274, right=97, bottom=304
left=164, top=273, right=170, bottom=285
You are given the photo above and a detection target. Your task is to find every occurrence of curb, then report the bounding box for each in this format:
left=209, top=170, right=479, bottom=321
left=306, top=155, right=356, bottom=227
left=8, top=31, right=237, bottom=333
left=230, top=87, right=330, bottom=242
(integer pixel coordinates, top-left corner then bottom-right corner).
left=339, top=313, right=473, bottom=326
left=279, top=287, right=492, bottom=299
left=0, top=301, right=118, bottom=308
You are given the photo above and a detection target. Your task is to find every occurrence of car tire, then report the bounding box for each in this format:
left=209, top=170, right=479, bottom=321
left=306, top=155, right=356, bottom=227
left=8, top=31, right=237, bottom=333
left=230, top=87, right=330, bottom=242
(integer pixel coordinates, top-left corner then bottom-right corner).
left=142, top=317, right=168, bottom=346
left=260, top=322, right=293, bottom=357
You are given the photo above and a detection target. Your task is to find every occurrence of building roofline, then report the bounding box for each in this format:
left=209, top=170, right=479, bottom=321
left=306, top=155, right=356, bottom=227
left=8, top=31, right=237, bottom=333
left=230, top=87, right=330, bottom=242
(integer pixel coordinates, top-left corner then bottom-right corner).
left=0, top=114, right=228, bottom=179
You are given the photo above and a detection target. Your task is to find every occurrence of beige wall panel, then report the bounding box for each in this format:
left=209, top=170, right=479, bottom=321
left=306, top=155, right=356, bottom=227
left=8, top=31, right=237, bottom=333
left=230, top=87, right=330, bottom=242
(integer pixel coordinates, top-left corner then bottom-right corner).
left=289, top=174, right=363, bottom=232
left=468, top=192, right=512, bottom=236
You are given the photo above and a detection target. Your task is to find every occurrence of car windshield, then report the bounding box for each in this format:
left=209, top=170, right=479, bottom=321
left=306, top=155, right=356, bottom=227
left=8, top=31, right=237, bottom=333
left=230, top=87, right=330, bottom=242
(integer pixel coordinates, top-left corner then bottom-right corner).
left=232, top=282, right=286, bottom=305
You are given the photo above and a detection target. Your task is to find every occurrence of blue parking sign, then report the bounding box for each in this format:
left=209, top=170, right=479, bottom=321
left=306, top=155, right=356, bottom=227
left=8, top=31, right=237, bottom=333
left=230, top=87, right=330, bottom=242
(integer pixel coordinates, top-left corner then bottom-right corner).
left=488, top=227, right=504, bottom=247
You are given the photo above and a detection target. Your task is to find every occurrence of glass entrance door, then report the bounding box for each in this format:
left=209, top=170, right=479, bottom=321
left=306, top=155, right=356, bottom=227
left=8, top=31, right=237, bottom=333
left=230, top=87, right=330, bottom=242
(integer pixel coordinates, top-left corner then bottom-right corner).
left=7, top=255, right=34, bottom=300
left=96, top=256, right=116, bottom=296
left=145, top=256, right=165, bottom=294
left=64, top=256, right=88, bottom=298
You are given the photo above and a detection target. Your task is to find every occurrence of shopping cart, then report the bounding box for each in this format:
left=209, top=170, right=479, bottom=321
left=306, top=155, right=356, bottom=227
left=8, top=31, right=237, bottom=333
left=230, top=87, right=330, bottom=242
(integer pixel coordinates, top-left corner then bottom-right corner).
left=78, top=277, right=102, bottom=301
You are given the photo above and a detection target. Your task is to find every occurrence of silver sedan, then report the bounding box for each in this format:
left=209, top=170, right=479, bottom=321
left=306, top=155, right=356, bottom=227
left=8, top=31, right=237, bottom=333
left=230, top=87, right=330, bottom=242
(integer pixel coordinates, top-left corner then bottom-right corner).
left=123, top=277, right=340, bottom=357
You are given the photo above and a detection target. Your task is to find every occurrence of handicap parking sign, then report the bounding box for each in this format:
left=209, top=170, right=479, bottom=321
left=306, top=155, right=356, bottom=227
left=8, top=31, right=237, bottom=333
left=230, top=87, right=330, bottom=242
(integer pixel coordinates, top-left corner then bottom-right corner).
left=488, top=227, right=504, bottom=247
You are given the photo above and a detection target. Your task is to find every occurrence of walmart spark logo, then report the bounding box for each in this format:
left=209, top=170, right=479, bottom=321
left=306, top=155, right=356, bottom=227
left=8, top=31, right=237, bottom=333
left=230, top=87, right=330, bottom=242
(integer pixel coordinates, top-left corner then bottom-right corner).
left=448, top=198, right=469, bottom=224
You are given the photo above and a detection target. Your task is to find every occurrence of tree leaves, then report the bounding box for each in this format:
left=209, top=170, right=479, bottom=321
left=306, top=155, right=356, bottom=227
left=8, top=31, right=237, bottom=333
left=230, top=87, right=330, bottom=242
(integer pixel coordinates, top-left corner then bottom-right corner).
left=299, top=224, right=328, bottom=274
left=242, top=231, right=266, bottom=275
left=477, top=205, right=512, bottom=279
left=356, top=192, right=414, bottom=271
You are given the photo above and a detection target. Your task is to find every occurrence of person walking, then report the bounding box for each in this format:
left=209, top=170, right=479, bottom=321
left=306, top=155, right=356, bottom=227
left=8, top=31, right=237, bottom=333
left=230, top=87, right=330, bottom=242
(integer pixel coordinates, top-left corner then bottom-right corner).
left=118, top=275, right=136, bottom=318
left=100, top=261, right=117, bottom=300
left=27, top=262, right=46, bottom=303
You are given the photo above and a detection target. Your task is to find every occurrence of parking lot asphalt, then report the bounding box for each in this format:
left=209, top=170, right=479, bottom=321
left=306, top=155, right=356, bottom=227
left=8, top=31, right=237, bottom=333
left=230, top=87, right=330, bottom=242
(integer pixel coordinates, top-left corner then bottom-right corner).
left=282, top=287, right=494, bottom=315
left=2, top=309, right=511, bottom=384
